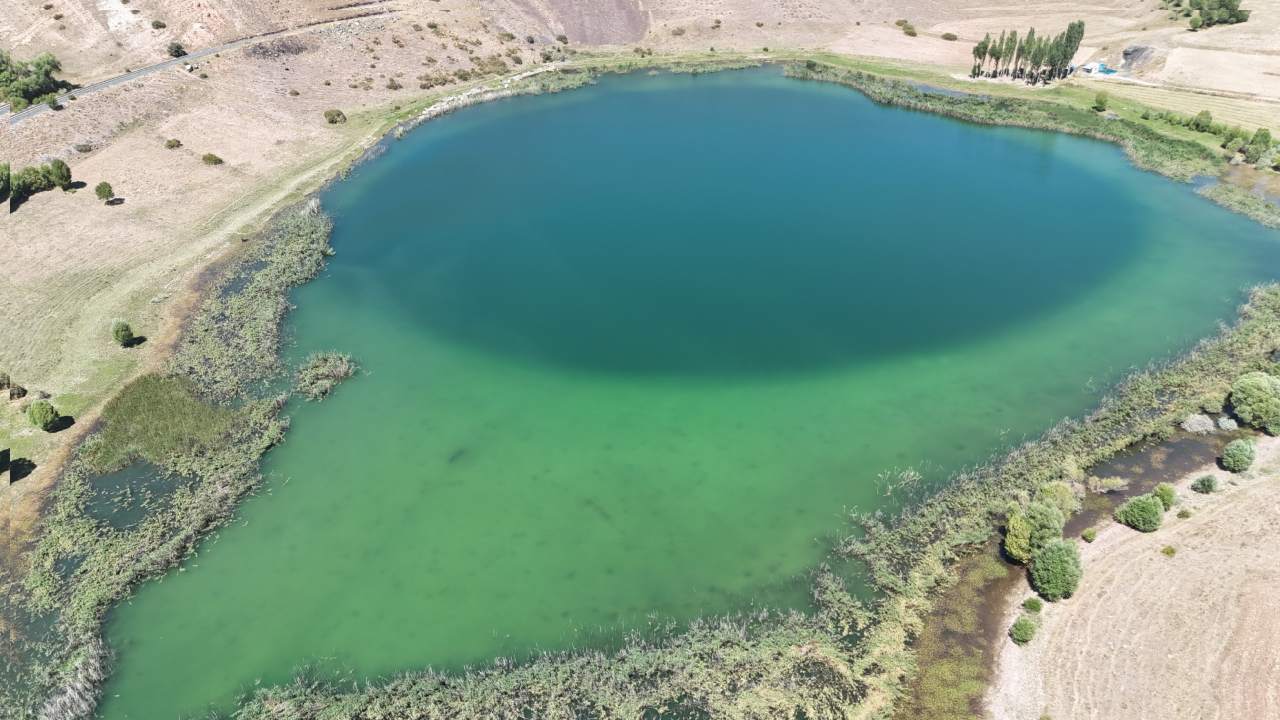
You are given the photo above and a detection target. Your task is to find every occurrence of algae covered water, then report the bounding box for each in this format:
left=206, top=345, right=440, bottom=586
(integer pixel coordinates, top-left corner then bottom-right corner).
left=97, top=68, right=1280, bottom=717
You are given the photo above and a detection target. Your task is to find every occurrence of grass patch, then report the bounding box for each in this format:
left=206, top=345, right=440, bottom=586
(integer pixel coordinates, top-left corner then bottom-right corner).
left=81, top=374, right=235, bottom=473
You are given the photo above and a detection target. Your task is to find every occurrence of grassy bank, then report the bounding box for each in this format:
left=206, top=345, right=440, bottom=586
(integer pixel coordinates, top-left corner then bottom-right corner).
left=9, top=52, right=1280, bottom=719
left=4, top=202, right=334, bottom=717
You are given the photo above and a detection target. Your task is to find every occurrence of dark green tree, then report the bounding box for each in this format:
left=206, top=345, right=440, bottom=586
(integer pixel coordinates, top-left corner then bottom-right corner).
left=27, top=400, right=59, bottom=431
left=1029, top=539, right=1082, bottom=601
left=1221, top=438, right=1255, bottom=472
left=1115, top=494, right=1164, bottom=532
left=45, top=158, right=71, bottom=188
left=95, top=181, right=114, bottom=203
left=112, top=321, right=135, bottom=347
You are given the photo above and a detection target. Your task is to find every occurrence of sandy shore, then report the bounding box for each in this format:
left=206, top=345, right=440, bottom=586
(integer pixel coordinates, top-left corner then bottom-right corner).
left=986, top=434, right=1280, bottom=720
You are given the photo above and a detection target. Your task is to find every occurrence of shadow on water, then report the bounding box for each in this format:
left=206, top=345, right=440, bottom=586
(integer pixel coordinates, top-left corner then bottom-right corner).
left=323, top=68, right=1155, bottom=379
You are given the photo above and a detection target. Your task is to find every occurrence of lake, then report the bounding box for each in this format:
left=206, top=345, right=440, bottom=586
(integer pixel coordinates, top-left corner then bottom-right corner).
left=96, top=67, right=1280, bottom=718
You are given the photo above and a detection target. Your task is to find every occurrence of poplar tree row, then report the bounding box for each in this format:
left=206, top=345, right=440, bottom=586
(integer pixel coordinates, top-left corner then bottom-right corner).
left=970, top=21, right=1085, bottom=85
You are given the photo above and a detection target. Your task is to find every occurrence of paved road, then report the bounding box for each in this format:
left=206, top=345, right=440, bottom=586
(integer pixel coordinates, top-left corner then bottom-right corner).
left=4, top=13, right=394, bottom=124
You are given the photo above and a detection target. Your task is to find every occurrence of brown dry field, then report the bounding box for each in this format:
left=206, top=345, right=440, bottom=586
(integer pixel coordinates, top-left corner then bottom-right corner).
left=986, top=435, right=1280, bottom=720
left=2, top=0, right=1280, bottom=705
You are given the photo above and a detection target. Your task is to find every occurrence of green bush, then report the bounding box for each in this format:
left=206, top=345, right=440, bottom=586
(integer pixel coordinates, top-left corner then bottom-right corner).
left=0, top=162, right=9, bottom=201
left=1021, top=597, right=1043, bottom=613
left=1004, top=500, right=1065, bottom=564
left=323, top=109, right=346, bottom=124
left=1029, top=539, right=1082, bottom=601
left=1230, top=371, right=1280, bottom=432
left=1036, top=481, right=1080, bottom=516
left=94, top=181, right=114, bottom=202
left=201, top=153, right=224, bottom=165
left=165, top=138, right=182, bottom=149
left=1161, top=545, right=1176, bottom=557
left=1093, top=91, right=1109, bottom=112
left=27, top=400, right=59, bottom=431
left=941, top=32, right=958, bottom=41
left=1081, top=527, right=1097, bottom=543
left=1003, top=508, right=1034, bottom=563
left=1221, top=438, right=1255, bottom=472
left=1115, top=494, right=1164, bottom=532
left=1025, top=501, right=1066, bottom=552
left=168, top=42, right=186, bottom=57
left=112, top=321, right=135, bottom=347
left=1009, top=615, right=1037, bottom=645
left=1177, top=508, right=1192, bottom=519
left=45, top=158, right=71, bottom=188
left=1153, top=482, right=1176, bottom=510
left=1191, top=474, right=1217, bottom=494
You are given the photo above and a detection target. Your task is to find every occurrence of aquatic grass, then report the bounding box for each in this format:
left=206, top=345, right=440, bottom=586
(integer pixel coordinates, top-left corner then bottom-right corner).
left=171, top=199, right=334, bottom=403
left=295, top=352, right=357, bottom=401
left=81, top=374, right=236, bottom=474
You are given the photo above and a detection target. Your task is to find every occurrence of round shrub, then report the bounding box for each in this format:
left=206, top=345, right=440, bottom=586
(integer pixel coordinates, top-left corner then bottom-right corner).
left=1029, top=539, right=1082, bottom=601
left=1153, top=482, right=1176, bottom=511
left=323, top=109, right=347, bottom=124
left=1003, top=508, right=1034, bottom=565
left=1114, top=493, right=1164, bottom=532
left=1081, top=527, right=1097, bottom=543
left=112, top=321, right=135, bottom=347
left=27, top=400, right=59, bottom=431
left=1009, top=615, right=1037, bottom=645
left=201, top=153, right=224, bottom=166
left=1230, top=371, right=1280, bottom=433
left=1221, top=438, right=1255, bottom=473
left=1025, top=501, right=1065, bottom=553
left=95, top=181, right=114, bottom=202
left=1021, top=597, right=1043, bottom=613
left=1191, top=474, right=1217, bottom=494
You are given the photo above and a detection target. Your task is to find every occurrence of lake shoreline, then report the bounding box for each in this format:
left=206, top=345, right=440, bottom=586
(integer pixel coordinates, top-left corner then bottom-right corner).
left=10, top=52, right=1280, bottom=718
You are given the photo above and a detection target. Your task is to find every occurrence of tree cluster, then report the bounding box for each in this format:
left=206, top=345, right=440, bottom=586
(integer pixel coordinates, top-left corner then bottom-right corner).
left=1003, top=479, right=1084, bottom=601
left=1185, top=0, right=1250, bottom=29
left=0, top=49, right=67, bottom=110
left=9, top=159, right=72, bottom=204
left=971, top=21, right=1085, bottom=84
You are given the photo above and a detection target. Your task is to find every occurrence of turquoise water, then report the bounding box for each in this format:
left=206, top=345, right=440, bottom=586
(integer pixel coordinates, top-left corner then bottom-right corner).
left=96, top=68, right=1280, bottom=718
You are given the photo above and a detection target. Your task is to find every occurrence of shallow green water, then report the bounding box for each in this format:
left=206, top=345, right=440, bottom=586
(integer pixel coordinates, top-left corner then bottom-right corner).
left=97, top=68, right=1280, bottom=718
